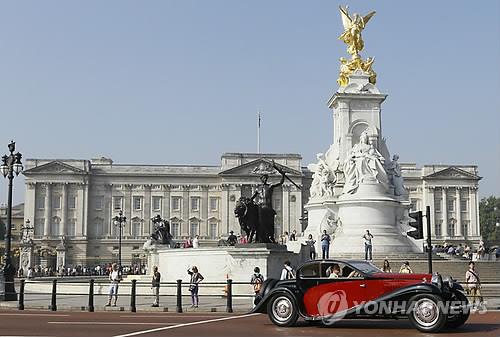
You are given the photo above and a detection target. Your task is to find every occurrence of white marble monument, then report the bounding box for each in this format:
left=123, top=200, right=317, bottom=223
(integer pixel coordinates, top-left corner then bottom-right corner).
left=302, top=7, right=420, bottom=255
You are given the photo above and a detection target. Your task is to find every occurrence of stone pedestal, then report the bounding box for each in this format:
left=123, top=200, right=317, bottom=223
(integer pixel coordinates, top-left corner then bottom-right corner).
left=19, top=243, right=34, bottom=274
left=154, top=245, right=298, bottom=295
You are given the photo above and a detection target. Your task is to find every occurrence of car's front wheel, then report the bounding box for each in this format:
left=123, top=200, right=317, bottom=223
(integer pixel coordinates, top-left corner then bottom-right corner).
left=408, top=294, right=447, bottom=333
left=267, top=293, right=299, bottom=327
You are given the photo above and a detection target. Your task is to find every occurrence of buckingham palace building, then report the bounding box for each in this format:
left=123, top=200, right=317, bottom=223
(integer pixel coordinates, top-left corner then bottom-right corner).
left=21, top=152, right=481, bottom=266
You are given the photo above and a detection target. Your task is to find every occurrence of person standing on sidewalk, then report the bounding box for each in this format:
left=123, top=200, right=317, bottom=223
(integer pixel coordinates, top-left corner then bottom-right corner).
left=151, top=265, right=161, bottom=307
left=321, top=230, right=331, bottom=259
left=465, top=261, right=483, bottom=309
left=187, top=266, right=204, bottom=308
left=106, top=263, right=122, bottom=307
left=363, top=230, right=374, bottom=261
left=250, top=267, right=265, bottom=304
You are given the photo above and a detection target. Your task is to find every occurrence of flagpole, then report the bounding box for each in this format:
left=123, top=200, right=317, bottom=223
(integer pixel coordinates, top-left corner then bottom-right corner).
left=257, top=111, right=261, bottom=154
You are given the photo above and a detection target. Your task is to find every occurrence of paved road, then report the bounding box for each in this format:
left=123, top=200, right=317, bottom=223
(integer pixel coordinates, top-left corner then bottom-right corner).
left=0, top=310, right=499, bottom=337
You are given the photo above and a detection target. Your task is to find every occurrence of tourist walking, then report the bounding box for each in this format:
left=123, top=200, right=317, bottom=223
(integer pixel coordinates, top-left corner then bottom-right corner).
left=280, top=261, right=295, bottom=280
left=187, top=266, right=204, bottom=308
left=465, top=261, right=483, bottom=309
left=306, top=234, right=316, bottom=260
left=192, top=235, right=200, bottom=249
left=363, top=230, right=374, bottom=260
left=321, top=230, right=331, bottom=259
left=151, top=266, right=161, bottom=307
left=106, top=263, right=122, bottom=307
left=382, top=259, right=392, bottom=272
left=399, top=261, right=413, bottom=274
left=250, top=267, right=265, bottom=300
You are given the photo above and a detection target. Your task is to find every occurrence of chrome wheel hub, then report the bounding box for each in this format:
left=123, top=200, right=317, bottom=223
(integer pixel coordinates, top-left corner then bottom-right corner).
left=272, top=297, right=292, bottom=322
left=414, top=299, right=439, bottom=327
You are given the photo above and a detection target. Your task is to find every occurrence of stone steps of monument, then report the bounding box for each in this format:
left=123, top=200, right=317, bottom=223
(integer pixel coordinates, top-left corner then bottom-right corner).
left=331, top=253, right=448, bottom=260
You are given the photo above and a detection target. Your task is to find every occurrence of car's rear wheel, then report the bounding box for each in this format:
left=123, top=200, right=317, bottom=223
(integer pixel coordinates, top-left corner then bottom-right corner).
left=267, top=293, right=299, bottom=327
left=408, top=294, right=447, bottom=333
left=445, top=291, right=470, bottom=329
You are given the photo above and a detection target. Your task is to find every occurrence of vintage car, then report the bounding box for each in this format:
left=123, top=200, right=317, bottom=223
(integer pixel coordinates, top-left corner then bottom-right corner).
left=252, top=259, right=469, bottom=333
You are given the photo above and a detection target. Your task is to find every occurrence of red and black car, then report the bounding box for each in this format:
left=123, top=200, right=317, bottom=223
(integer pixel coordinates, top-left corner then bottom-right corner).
left=252, top=259, right=469, bottom=333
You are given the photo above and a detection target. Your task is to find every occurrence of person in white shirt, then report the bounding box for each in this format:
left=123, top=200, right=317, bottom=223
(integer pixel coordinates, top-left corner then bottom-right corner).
left=362, top=230, right=374, bottom=261
left=106, top=263, right=122, bottom=307
left=193, top=235, right=200, bottom=249
left=280, top=261, right=295, bottom=280
left=465, top=261, right=483, bottom=309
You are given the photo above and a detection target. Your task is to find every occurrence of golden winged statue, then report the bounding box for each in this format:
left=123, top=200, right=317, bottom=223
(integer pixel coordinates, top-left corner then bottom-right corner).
left=336, top=6, right=377, bottom=86
left=338, top=6, right=376, bottom=57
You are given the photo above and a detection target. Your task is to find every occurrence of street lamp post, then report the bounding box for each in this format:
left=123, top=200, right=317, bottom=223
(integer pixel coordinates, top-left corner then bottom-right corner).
left=113, top=210, right=126, bottom=269
left=0, top=141, right=23, bottom=301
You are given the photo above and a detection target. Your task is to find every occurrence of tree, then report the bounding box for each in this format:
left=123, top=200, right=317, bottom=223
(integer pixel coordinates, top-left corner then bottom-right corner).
left=479, top=196, right=500, bottom=245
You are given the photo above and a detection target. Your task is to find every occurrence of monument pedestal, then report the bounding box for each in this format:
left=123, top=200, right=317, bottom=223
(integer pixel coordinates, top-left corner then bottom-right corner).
left=154, top=245, right=298, bottom=295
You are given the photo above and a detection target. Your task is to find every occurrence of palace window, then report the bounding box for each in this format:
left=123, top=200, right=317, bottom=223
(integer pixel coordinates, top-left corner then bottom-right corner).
left=36, top=196, right=45, bottom=210
left=113, top=196, right=123, bottom=210
left=133, top=196, right=142, bottom=211
left=209, top=223, right=218, bottom=239
left=131, top=221, right=142, bottom=238
left=171, top=223, right=180, bottom=238
left=95, top=222, right=104, bottom=238
left=67, top=219, right=76, bottom=237
left=50, top=217, right=60, bottom=236
left=191, top=197, right=200, bottom=211
left=190, top=222, right=199, bottom=236
left=447, top=220, right=455, bottom=237
left=68, top=196, right=77, bottom=209
left=435, top=220, right=442, bottom=237
left=447, top=199, right=455, bottom=212
left=172, top=197, right=181, bottom=211
left=52, top=195, right=61, bottom=209
left=209, top=197, right=218, bottom=211
left=95, top=196, right=104, bottom=210
left=460, top=199, right=468, bottom=212
left=152, top=196, right=162, bottom=211
left=435, top=200, right=441, bottom=212
left=34, top=219, right=44, bottom=238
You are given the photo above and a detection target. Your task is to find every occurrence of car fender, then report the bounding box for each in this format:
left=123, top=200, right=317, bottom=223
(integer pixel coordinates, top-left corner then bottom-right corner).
left=250, top=286, right=301, bottom=315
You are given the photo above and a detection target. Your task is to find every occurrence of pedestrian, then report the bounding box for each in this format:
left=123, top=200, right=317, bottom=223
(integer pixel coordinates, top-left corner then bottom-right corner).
left=151, top=265, right=161, bottom=307
left=193, top=235, right=200, bottom=249
left=382, top=259, right=392, bottom=273
left=306, top=234, right=316, bottom=260
left=27, top=267, right=33, bottom=279
left=320, top=230, right=330, bottom=259
left=363, top=229, right=374, bottom=261
left=280, top=261, right=295, bottom=280
left=399, top=261, right=413, bottom=274
left=106, top=263, right=122, bottom=307
left=227, top=230, right=238, bottom=246
left=250, top=267, right=264, bottom=300
left=289, top=230, right=297, bottom=241
left=187, top=266, right=204, bottom=308
left=465, top=261, right=483, bottom=309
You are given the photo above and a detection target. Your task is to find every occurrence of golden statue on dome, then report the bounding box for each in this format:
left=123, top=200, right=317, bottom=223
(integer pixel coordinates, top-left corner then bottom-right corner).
left=337, top=5, right=377, bottom=86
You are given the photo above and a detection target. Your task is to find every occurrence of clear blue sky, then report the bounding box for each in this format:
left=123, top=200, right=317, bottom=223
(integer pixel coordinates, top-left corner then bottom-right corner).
left=0, top=0, right=499, bottom=204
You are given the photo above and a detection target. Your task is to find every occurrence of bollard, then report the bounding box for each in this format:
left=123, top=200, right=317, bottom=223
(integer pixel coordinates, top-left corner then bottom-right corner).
left=18, top=279, right=25, bottom=310
left=226, top=279, right=233, bottom=313
left=176, top=279, right=183, bottom=313
left=88, top=279, right=94, bottom=312
left=130, top=279, right=137, bottom=313
left=50, top=279, right=57, bottom=311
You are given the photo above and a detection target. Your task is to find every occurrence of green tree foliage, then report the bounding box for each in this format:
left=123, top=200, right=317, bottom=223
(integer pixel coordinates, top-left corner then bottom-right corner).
left=479, top=196, right=500, bottom=244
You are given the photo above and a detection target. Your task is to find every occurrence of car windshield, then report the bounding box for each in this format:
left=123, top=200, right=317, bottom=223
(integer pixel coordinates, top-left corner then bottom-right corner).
left=348, top=261, right=382, bottom=274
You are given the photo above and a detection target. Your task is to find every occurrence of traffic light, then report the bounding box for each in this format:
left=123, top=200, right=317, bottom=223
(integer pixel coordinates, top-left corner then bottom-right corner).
left=407, top=211, right=423, bottom=240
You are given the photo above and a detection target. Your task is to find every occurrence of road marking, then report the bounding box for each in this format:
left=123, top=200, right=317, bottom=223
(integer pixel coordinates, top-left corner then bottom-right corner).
left=113, top=313, right=259, bottom=337
left=119, top=315, right=230, bottom=318
left=0, top=313, right=69, bottom=317
left=48, top=322, right=177, bottom=325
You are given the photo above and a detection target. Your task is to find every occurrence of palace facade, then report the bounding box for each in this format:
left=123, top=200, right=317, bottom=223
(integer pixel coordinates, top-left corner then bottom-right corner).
left=21, top=152, right=481, bottom=266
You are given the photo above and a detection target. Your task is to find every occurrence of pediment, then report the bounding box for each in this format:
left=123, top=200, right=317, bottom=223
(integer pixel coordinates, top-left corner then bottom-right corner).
left=425, top=167, right=480, bottom=180
left=24, top=161, right=87, bottom=175
left=219, top=158, right=301, bottom=176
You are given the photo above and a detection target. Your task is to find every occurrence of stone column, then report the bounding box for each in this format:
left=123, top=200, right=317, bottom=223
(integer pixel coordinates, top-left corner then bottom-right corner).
left=182, top=186, right=190, bottom=236
left=124, top=185, right=132, bottom=237
left=470, top=186, right=479, bottom=236
left=441, top=187, right=447, bottom=237
left=455, top=187, right=462, bottom=237
left=162, top=185, right=171, bottom=221
left=25, top=182, right=37, bottom=229
left=44, top=183, right=52, bottom=237
left=221, top=185, right=229, bottom=234
left=82, top=182, right=89, bottom=237
left=60, top=183, right=68, bottom=237
left=144, top=185, right=152, bottom=236
left=202, top=186, right=209, bottom=237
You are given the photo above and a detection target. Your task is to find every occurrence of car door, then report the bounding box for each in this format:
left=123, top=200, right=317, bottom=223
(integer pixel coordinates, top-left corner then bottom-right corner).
left=302, top=262, right=369, bottom=317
